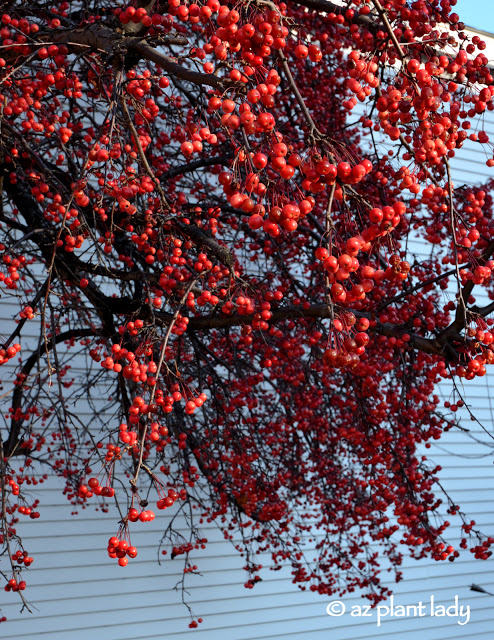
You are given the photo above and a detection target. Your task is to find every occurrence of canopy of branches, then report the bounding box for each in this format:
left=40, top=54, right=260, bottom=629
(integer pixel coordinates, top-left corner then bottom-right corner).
left=1, top=0, right=494, bottom=626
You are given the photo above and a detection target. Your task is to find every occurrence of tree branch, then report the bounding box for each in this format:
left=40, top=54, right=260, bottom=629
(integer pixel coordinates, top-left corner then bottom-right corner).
left=161, top=156, right=232, bottom=181
left=130, top=41, right=228, bottom=88
left=438, top=238, right=494, bottom=342
left=3, top=328, right=100, bottom=457
left=289, top=0, right=375, bottom=27
left=172, top=304, right=456, bottom=360
left=47, top=23, right=226, bottom=89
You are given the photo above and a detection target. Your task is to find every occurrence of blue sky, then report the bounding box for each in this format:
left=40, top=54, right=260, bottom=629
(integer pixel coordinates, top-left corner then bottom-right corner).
left=456, top=0, right=494, bottom=33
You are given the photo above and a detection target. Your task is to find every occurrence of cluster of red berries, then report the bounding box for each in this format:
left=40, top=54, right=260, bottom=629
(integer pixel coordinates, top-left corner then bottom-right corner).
left=11, top=549, right=33, bottom=566
left=127, top=508, right=155, bottom=523
left=87, top=477, right=115, bottom=498
left=157, top=487, right=180, bottom=510
left=188, top=618, right=203, bottom=629
left=0, top=342, right=21, bottom=365
left=107, top=536, right=138, bottom=567
left=117, top=5, right=165, bottom=28
left=17, top=505, right=40, bottom=518
left=7, top=478, right=20, bottom=496
left=4, top=577, right=26, bottom=592
left=18, top=305, right=35, bottom=319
